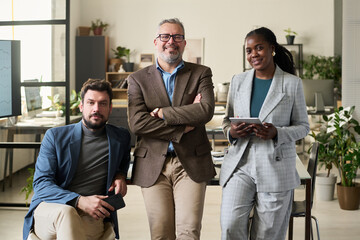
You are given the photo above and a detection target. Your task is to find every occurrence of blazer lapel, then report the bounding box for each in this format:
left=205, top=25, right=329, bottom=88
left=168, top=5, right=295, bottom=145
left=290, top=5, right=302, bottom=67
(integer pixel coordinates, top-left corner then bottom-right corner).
left=172, top=63, right=191, bottom=107
left=106, top=126, right=121, bottom=190
left=148, top=66, right=171, bottom=106
left=238, top=69, right=254, bottom=117
left=67, top=121, right=82, bottom=184
left=259, top=66, right=285, bottom=120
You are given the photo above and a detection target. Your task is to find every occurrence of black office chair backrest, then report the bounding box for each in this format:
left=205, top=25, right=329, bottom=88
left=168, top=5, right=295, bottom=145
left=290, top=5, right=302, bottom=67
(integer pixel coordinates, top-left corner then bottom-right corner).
left=307, top=141, right=319, bottom=206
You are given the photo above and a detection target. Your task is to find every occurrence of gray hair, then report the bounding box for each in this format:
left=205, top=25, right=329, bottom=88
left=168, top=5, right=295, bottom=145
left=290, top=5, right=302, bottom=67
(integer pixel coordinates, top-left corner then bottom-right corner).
left=157, top=18, right=185, bottom=36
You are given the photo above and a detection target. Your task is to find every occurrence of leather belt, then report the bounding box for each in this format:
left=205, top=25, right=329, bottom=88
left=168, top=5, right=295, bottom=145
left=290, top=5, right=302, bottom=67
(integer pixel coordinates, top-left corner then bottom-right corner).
left=166, top=151, right=177, bottom=157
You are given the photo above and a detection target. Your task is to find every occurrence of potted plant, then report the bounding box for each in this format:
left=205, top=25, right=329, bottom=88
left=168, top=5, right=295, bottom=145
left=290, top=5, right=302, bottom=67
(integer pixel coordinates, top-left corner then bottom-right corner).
left=312, top=106, right=360, bottom=209
left=284, top=28, right=297, bottom=45
left=112, top=46, right=134, bottom=72
left=47, top=93, right=64, bottom=117
left=91, top=19, right=109, bottom=36
left=109, top=46, right=124, bottom=72
left=309, top=124, right=338, bottom=201
left=21, top=167, right=35, bottom=205
left=301, top=55, right=342, bottom=102
left=69, top=90, right=82, bottom=116
left=47, top=90, right=81, bottom=117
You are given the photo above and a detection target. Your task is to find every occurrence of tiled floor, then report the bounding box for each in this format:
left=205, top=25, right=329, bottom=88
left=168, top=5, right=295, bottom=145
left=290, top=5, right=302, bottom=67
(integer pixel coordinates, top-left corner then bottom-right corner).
left=1, top=149, right=360, bottom=239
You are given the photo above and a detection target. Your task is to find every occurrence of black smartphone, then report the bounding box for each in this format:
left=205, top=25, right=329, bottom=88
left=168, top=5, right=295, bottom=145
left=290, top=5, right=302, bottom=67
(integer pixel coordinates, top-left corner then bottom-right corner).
left=103, top=193, right=126, bottom=211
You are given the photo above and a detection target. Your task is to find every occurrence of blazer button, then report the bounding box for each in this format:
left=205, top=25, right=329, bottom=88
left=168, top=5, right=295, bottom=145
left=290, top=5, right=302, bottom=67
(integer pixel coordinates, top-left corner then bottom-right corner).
left=275, top=156, right=281, bottom=161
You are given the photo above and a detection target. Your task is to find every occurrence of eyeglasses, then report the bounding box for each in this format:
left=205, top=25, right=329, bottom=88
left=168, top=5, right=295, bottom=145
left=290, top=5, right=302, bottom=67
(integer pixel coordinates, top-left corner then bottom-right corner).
left=157, top=34, right=185, bottom=43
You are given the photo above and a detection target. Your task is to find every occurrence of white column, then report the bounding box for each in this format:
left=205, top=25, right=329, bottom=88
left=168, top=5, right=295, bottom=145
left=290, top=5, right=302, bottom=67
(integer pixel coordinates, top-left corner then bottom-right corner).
left=342, top=0, right=360, bottom=125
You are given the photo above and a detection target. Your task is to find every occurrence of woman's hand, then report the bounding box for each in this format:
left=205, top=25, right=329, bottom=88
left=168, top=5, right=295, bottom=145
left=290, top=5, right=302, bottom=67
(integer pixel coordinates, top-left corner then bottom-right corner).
left=252, top=122, right=277, bottom=140
left=229, top=122, right=254, bottom=138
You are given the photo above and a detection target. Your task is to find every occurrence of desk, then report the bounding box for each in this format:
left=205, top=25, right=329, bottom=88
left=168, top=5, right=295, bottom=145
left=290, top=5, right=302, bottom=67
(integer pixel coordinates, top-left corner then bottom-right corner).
left=210, top=156, right=312, bottom=240
left=1, top=116, right=82, bottom=191
left=307, top=109, right=334, bottom=115
left=206, top=127, right=225, bottom=149
left=206, top=113, right=226, bottom=149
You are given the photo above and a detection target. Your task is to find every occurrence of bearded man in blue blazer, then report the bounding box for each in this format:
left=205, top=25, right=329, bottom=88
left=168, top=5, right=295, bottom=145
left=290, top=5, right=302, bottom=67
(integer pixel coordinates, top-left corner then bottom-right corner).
left=23, top=79, right=131, bottom=240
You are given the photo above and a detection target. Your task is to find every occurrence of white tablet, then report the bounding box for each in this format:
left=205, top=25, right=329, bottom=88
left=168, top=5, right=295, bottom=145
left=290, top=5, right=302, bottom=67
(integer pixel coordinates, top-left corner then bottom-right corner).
left=229, top=117, right=262, bottom=124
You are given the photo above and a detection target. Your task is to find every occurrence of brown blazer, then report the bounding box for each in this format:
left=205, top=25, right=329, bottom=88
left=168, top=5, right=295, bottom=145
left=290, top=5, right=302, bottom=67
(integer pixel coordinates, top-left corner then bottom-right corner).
left=127, top=62, right=216, bottom=187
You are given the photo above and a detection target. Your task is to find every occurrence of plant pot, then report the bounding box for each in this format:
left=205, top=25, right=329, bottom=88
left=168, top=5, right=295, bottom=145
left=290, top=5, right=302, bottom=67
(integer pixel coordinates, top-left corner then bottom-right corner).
left=337, top=183, right=360, bottom=210
left=123, top=62, right=134, bottom=72
left=286, top=35, right=295, bottom=45
left=316, top=173, right=337, bottom=201
left=56, top=109, right=63, bottom=118
left=93, top=27, right=103, bottom=36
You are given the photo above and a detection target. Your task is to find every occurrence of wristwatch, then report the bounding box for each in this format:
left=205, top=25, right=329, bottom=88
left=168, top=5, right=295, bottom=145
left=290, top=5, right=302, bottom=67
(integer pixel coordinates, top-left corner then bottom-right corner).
left=152, top=108, right=160, bottom=118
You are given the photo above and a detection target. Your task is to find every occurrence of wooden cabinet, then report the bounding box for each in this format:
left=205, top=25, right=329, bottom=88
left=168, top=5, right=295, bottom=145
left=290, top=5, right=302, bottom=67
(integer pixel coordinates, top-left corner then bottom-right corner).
left=106, top=72, right=133, bottom=101
left=105, top=72, right=136, bottom=146
left=106, top=72, right=133, bottom=108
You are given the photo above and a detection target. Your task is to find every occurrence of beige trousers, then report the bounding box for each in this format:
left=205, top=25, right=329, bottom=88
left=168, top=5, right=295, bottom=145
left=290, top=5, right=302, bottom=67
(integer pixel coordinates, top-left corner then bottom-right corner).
left=32, top=202, right=115, bottom=240
left=141, top=156, right=207, bottom=240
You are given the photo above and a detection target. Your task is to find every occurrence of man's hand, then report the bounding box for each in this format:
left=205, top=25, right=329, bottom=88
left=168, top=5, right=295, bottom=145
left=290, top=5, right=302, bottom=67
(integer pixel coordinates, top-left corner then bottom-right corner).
left=150, top=93, right=202, bottom=133
left=184, top=125, right=195, bottom=133
left=108, top=174, right=127, bottom=197
left=193, top=93, right=201, bottom=103
left=77, top=195, right=114, bottom=220
left=150, top=108, right=164, bottom=119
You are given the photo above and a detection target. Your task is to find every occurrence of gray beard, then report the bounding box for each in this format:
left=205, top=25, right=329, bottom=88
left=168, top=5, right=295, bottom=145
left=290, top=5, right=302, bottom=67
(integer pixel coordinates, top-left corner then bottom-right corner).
left=159, top=52, right=182, bottom=64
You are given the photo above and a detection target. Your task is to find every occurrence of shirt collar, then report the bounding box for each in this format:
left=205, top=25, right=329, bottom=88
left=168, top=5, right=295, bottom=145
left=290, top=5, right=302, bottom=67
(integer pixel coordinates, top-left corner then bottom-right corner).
left=156, top=59, right=185, bottom=74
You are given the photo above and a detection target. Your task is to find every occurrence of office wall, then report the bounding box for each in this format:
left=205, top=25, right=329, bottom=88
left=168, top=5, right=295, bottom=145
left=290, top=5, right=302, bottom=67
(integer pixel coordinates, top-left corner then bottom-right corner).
left=70, top=0, right=334, bottom=88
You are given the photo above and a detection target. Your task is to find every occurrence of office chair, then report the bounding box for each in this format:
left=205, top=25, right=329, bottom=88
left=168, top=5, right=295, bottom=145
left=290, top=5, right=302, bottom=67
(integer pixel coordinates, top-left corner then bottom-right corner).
left=288, top=141, right=320, bottom=240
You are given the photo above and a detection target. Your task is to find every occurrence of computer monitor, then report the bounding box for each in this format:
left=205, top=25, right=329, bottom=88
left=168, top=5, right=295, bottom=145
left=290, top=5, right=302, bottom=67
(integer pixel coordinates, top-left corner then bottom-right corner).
left=24, top=79, right=43, bottom=118
left=0, top=40, right=21, bottom=118
left=302, top=79, right=335, bottom=112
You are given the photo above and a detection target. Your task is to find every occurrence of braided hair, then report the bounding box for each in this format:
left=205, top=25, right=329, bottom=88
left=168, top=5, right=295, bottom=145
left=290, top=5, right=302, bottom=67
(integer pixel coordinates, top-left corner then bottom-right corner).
left=245, top=27, right=296, bottom=75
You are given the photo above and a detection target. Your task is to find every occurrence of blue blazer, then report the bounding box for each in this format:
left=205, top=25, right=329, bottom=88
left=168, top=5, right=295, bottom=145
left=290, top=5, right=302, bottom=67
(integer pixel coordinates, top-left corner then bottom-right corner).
left=23, top=121, right=131, bottom=240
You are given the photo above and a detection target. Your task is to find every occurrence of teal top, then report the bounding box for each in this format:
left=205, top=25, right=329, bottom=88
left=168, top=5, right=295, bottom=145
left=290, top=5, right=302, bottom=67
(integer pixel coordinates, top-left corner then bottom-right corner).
left=250, top=77, right=273, bottom=117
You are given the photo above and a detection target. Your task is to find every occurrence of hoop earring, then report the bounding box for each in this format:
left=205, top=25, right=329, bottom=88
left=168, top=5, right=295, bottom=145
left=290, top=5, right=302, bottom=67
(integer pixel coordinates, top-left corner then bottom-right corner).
left=272, top=51, right=276, bottom=57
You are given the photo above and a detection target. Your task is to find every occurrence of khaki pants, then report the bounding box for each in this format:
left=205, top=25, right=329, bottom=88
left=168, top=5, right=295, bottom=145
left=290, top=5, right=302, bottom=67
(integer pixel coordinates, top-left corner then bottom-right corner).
left=142, top=156, right=207, bottom=240
left=32, top=202, right=115, bottom=240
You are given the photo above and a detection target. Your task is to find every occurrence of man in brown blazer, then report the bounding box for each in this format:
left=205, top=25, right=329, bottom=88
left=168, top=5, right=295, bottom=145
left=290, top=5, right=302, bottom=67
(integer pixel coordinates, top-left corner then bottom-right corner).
left=127, top=18, right=215, bottom=239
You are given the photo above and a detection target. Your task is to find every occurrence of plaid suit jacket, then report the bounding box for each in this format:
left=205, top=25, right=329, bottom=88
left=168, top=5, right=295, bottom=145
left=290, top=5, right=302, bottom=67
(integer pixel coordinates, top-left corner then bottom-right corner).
left=220, top=65, right=309, bottom=192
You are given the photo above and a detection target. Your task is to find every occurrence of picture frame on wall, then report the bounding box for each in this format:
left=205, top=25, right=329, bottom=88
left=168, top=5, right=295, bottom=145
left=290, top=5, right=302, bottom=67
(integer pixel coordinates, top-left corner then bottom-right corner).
left=183, top=38, right=204, bottom=65
left=139, top=54, right=155, bottom=69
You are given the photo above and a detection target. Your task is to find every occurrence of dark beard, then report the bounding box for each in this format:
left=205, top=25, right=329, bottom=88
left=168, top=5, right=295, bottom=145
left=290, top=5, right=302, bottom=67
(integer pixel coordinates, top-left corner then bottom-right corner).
left=82, top=113, right=107, bottom=130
